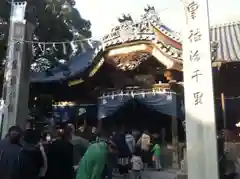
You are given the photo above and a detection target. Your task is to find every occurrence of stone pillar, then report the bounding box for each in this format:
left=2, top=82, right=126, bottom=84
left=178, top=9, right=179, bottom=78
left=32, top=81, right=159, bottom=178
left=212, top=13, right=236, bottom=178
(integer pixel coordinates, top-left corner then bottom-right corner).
left=15, top=22, right=34, bottom=128
left=1, top=2, right=35, bottom=138
left=1, top=3, right=26, bottom=138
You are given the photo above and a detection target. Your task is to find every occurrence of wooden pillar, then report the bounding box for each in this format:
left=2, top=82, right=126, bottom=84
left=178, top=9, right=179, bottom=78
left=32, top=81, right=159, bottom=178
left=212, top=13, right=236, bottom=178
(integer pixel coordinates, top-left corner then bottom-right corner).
left=217, top=62, right=227, bottom=133
left=181, top=148, right=187, bottom=173
left=220, top=93, right=227, bottom=130
left=161, top=128, right=166, bottom=145
left=83, top=117, right=87, bottom=128
left=169, top=80, right=181, bottom=168
left=172, top=116, right=180, bottom=168
left=97, top=119, right=102, bottom=135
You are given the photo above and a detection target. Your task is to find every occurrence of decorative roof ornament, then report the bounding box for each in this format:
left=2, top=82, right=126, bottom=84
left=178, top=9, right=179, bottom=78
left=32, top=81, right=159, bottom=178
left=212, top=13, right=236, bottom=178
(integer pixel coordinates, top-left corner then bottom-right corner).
left=117, top=14, right=135, bottom=42
left=113, top=53, right=150, bottom=71
left=144, top=5, right=155, bottom=12
left=142, top=5, right=160, bottom=24
left=118, top=14, right=133, bottom=25
left=101, top=6, right=160, bottom=47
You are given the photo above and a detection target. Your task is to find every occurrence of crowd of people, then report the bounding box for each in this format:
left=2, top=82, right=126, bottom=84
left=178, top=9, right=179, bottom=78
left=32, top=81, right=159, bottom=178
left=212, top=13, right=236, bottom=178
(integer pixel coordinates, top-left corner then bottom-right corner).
left=1, top=118, right=239, bottom=179
left=78, top=126, right=163, bottom=179
left=0, top=119, right=164, bottom=179
left=0, top=120, right=76, bottom=179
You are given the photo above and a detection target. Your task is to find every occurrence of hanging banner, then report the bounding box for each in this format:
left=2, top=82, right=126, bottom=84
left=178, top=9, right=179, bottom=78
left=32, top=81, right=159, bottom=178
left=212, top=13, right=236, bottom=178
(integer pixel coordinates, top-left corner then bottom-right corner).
left=97, top=90, right=178, bottom=119
left=182, top=1, right=219, bottom=179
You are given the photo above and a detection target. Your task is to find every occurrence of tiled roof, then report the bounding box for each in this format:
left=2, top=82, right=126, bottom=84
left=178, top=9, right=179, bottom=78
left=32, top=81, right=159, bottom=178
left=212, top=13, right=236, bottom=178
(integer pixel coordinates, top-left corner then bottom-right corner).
left=31, top=21, right=240, bottom=83
left=210, top=22, right=240, bottom=61
left=153, top=21, right=240, bottom=62
left=31, top=40, right=102, bottom=83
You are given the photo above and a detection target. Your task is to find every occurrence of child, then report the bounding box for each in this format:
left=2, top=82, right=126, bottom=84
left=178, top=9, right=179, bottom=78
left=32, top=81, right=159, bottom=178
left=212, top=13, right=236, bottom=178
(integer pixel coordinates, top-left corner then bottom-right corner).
left=131, top=148, right=143, bottom=179
left=151, top=143, right=162, bottom=170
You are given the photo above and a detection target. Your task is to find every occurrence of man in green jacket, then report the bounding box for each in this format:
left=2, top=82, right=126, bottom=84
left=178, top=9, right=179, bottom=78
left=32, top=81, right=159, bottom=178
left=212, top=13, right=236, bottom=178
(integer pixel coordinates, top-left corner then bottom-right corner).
left=76, top=140, right=118, bottom=179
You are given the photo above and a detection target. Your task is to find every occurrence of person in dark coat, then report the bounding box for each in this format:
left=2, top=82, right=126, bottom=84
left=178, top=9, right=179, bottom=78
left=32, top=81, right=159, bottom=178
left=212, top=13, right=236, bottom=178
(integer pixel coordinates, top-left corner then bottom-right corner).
left=45, top=126, right=74, bottom=179
left=19, top=130, right=44, bottom=179
left=112, top=127, right=132, bottom=178
left=0, top=126, right=23, bottom=179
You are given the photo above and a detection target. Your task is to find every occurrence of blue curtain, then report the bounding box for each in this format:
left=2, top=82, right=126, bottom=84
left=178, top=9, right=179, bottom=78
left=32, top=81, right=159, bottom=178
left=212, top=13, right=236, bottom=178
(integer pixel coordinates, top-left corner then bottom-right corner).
left=98, top=92, right=181, bottom=119
left=98, top=95, right=131, bottom=119
left=135, top=92, right=177, bottom=117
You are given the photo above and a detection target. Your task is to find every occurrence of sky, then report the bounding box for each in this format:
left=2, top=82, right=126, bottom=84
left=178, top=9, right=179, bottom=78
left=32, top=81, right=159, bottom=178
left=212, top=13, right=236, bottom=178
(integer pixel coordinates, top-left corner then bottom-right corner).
left=76, top=0, right=240, bottom=39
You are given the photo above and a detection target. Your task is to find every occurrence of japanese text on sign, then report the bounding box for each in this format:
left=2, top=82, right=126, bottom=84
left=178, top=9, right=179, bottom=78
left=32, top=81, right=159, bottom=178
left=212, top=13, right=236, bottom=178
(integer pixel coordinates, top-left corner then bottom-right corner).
left=193, top=92, right=203, bottom=105
left=187, top=1, right=199, bottom=20
left=185, top=1, right=204, bottom=106
left=190, top=50, right=200, bottom=62
left=188, top=29, right=202, bottom=43
left=191, top=69, right=202, bottom=83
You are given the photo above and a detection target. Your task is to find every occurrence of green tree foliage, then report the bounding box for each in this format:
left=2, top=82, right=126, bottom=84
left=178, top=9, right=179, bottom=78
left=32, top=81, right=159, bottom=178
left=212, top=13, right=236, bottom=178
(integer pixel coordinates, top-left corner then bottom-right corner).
left=0, top=0, right=92, bottom=72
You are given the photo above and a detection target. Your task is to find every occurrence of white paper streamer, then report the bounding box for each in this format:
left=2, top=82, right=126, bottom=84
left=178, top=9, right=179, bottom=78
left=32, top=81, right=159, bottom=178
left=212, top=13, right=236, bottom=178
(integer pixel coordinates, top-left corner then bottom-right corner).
left=62, top=43, right=67, bottom=55
left=53, top=43, right=58, bottom=51
left=32, top=44, right=36, bottom=56
left=87, top=39, right=93, bottom=48
left=79, top=42, right=86, bottom=53
left=38, top=43, right=44, bottom=54
left=70, top=42, right=76, bottom=54
left=42, top=43, right=45, bottom=55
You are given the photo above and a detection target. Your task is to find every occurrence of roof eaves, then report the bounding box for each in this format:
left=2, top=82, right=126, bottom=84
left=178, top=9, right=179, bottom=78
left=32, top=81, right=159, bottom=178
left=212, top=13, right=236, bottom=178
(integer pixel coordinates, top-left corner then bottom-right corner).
left=210, top=21, right=240, bottom=29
